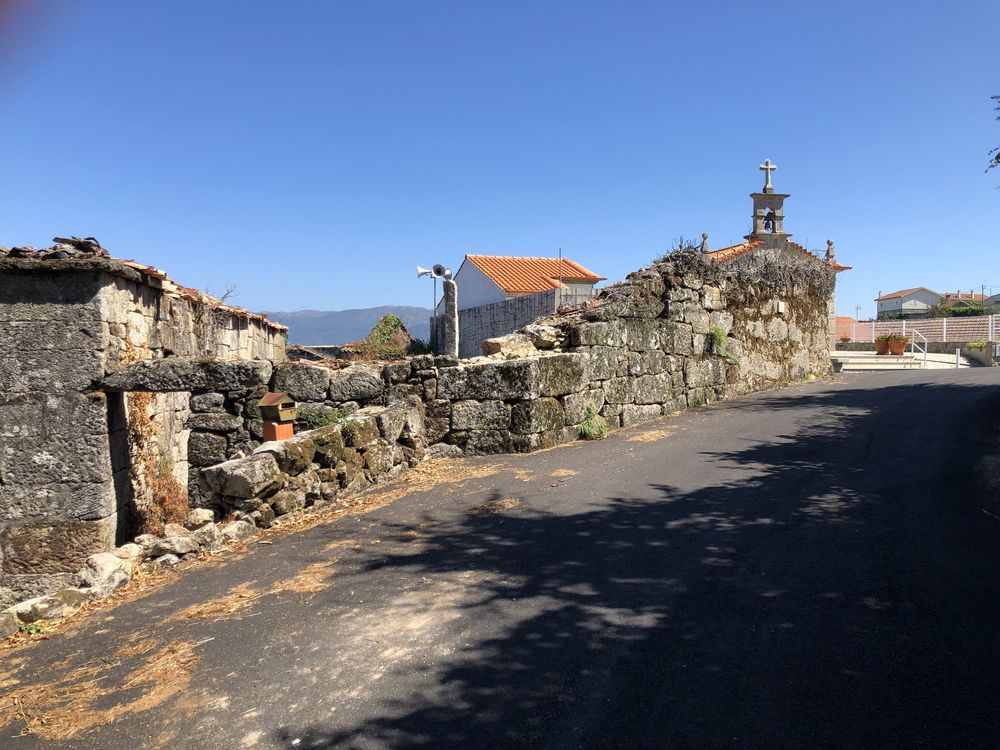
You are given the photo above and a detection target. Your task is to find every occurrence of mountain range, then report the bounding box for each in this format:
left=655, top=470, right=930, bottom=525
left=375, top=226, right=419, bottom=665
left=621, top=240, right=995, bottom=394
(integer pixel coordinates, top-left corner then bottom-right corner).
left=264, top=306, right=432, bottom=345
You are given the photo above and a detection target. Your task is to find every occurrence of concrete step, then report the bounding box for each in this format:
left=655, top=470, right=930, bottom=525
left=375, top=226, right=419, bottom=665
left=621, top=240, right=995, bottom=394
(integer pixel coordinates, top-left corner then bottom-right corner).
left=837, top=361, right=924, bottom=371
left=832, top=351, right=975, bottom=371
left=831, top=352, right=973, bottom=372
left=832, top=353, right=922, bottom=372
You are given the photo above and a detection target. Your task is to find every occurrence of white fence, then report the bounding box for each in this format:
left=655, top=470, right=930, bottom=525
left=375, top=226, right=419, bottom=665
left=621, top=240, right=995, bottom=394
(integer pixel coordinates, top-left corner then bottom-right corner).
left=842, top=314, right=998, bottom=344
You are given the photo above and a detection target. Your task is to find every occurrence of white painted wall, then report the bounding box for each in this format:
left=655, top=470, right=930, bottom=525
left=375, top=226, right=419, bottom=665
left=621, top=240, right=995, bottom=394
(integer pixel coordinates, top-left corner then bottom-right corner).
left=436, top=260, right=506, bottom=313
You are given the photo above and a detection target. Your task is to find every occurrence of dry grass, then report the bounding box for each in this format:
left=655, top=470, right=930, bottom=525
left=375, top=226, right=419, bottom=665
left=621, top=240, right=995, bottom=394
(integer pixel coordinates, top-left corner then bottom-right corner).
left=0, top=640, right=200, bottom=741
left=627, top=428, right=673, bottom=442
left=259, top=459, right=507, bottom=539
left=167, top=581, right=263, bottom=623
left=279, top=562, right=337, bottom=594
left=168, top=559, right=340, bottom=622
left=1, top=460, right=510, bottom=654
left=467, top=497, right=520, bottom=516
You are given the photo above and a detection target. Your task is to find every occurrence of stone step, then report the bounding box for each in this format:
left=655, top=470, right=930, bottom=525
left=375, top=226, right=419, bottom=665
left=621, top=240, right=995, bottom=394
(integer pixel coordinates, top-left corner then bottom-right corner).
left=837, top=361, right=924, bottom=371
left=831, top=353, right=923, bottom=372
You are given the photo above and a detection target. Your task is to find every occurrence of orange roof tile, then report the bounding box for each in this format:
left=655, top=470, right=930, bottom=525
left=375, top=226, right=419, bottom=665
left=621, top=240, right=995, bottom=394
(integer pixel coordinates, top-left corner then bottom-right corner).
left=703, top=240, right=764, bottom=263
left=703, top=239, right=851, bottom=272
left=465, top=254, right=605, bottom=294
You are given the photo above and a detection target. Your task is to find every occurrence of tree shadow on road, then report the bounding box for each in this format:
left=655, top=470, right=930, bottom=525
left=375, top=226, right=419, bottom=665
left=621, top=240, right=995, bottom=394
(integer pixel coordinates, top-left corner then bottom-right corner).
left=275, top=379, right=1000, bottom=749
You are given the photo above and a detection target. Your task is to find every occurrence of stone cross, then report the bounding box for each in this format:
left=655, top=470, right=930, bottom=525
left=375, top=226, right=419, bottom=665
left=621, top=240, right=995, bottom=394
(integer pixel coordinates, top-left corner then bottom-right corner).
left=759, top=159, right=777, bottom=191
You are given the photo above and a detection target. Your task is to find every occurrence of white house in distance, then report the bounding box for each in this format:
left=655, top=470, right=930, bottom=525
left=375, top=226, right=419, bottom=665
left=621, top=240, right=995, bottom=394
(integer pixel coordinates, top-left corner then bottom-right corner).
left=433, top=253, right=606, bottom=358
left=875, top=287, right=987, bottom=319
left=448, top=254, right=605, bottom=310
left=875, top=288, right=942, bottom=319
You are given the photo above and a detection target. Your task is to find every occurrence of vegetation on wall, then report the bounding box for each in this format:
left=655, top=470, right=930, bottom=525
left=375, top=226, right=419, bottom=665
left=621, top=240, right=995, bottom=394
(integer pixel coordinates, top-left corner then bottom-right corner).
left=579, top=404, right=609, bottom=440
left=656, top=248, right=836, bottom=299
left=358, top=313, right=431, bottom=359
left=126, top=391, right=188, bottom=536
left=297, top=406, right=345, bottom=430
left=710, top=326, right=739, bottom=364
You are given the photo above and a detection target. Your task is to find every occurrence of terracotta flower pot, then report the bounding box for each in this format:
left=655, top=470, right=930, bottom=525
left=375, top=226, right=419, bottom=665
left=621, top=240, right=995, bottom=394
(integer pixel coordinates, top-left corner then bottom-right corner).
left=888, top=339, right=907, bottom=355
left=875, top=339, right=890, bottom=355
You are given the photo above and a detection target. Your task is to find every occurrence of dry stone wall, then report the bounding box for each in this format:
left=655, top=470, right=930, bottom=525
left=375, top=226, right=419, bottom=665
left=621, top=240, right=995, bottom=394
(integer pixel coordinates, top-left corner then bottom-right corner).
left=190, top=249, right=833, bottom=530
left=1, top=248, right=833, bottom=611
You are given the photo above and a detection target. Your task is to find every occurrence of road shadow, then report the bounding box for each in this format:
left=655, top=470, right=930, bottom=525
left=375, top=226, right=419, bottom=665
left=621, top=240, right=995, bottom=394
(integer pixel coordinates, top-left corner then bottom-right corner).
left=273, top=378, right=1000, bottom=749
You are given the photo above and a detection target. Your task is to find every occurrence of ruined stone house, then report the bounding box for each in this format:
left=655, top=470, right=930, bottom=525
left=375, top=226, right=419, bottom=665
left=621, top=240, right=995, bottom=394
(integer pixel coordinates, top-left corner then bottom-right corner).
left=0, top=242, right=286, bottom=606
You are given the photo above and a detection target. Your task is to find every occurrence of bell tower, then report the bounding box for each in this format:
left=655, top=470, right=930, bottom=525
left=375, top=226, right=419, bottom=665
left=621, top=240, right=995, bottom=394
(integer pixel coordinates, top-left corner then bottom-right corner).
left=746, top=159, right=791, bottom=249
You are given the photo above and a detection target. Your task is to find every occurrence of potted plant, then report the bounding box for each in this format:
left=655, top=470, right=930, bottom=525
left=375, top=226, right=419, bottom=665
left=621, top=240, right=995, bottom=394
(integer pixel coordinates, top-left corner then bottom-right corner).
left=875, top=334, right=891, bottom=355
left=888, top=333, right=908, bottom=355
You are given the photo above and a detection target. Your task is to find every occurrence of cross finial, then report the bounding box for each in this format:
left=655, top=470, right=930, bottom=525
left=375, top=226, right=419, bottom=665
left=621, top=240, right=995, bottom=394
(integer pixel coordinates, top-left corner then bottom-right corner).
left=759, top=159, right=777, bottom=192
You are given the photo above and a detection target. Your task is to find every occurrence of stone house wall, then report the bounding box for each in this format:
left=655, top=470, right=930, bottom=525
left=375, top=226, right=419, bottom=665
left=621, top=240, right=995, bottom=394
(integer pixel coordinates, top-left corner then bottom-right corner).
left=0, top=258, right=286, bottom=608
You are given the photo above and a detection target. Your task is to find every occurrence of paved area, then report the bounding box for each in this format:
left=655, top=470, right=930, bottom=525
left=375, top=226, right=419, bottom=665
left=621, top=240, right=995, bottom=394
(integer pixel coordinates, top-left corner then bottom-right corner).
left=2, top=369, right=999, bottom=749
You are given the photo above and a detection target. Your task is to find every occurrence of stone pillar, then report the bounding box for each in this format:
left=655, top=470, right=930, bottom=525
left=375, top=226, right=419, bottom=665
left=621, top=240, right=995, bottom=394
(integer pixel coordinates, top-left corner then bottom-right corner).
left=825, top=240, right=837, bottom=353
left=441, top=278, right=459, bottom=358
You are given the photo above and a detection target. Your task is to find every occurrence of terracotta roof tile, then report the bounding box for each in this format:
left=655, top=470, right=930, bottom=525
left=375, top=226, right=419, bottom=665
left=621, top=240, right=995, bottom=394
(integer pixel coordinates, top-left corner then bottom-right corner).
left=703, top=240, right=764, bottom=263
left=704, top=239, right=851, bottom=272
left=466, top=254, right=606, bottom=294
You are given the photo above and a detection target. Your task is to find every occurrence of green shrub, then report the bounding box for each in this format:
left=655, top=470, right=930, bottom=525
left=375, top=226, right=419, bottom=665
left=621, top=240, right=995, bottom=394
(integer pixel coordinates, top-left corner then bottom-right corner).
left=965, top=340, right=988, bottom=350
left=579, top=404, right=609, bottom=440
left=297, top=406, right=344, bottom=430
left=710, top=326, right=739, bottom=365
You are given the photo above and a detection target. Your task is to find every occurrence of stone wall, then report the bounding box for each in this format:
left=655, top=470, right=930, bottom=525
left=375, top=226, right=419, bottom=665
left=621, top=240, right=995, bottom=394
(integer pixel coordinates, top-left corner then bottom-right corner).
left=189, top=249, right=833, bottom=529
left=0, top=259, right=286, bottom=606
left=196, top=399, right=424, bottom=529
left=1, top=248, right=833, bottom=607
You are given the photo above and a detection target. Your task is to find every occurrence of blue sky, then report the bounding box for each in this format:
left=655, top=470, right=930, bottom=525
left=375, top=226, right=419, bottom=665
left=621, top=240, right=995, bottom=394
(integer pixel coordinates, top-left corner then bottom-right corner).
left=1, top=1, right=998, bottom=318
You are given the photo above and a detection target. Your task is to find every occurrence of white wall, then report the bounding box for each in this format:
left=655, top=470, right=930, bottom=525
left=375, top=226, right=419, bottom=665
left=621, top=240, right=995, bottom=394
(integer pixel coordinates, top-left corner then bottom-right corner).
left=436, top=260, right=506, bottom=313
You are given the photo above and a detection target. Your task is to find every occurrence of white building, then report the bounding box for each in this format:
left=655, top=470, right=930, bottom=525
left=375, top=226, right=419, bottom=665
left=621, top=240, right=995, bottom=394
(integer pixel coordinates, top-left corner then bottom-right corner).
left=876, top=288, right=989, bottom=319
left=875, top=288, right=942, bottom=319
left=442, top=254, right=605, bottom=312
left=433, top=254, right=605, bottom=357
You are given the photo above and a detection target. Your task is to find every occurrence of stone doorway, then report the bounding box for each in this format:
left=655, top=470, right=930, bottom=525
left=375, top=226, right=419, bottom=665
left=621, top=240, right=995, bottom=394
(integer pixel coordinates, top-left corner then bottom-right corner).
left=106, top=390, right=191, bottom=544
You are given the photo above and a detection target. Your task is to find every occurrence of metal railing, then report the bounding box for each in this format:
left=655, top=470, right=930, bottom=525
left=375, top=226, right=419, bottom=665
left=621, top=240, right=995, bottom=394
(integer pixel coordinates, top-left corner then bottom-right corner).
left=908, top=328, right=928, bottom=367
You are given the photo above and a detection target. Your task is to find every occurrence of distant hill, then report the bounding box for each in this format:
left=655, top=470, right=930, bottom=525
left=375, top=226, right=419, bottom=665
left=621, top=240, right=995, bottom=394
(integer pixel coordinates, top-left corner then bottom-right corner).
left=264, top=306, right=432, bottom=345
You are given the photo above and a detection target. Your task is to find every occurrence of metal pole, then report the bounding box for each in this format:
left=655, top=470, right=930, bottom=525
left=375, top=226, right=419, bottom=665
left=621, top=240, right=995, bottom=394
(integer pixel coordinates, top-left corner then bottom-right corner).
left=558, top=248, right=564, bottom=306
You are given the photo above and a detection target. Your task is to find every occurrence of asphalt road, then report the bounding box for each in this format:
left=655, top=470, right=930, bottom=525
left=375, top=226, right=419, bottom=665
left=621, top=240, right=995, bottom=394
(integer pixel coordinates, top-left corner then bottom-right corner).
left=2, top=369, right=1000, bottom=749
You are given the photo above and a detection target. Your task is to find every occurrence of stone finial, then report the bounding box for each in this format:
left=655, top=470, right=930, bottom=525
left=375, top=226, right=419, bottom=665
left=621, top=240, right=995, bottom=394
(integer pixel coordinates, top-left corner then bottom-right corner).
left=759, top=159, right=777, bottom=193
left=825, top=239, right=835, bottom=262
left=700, top=233, right=709, bottom=254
